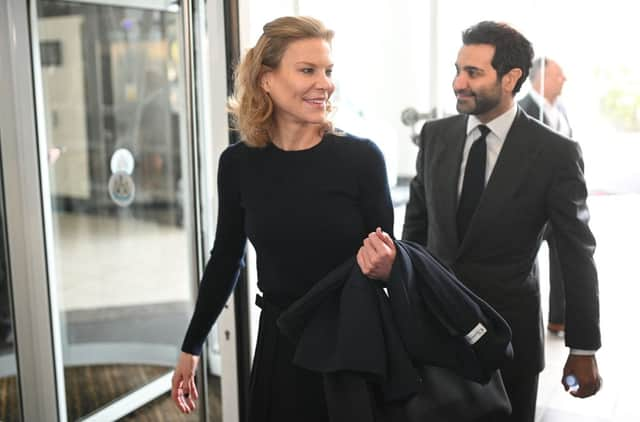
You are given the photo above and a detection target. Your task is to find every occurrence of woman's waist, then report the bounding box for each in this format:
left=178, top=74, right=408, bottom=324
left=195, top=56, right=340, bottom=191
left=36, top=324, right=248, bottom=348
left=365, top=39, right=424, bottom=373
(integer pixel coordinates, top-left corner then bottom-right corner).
left=256, top=288, right=301, bottom=311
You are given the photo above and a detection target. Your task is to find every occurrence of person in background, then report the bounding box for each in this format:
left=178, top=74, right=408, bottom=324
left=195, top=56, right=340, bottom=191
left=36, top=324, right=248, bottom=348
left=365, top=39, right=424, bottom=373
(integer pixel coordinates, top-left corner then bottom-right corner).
left=358, top=21, right=602, bottom=422
left=520, top=57, right=571, bottom=336
left=170, top=16, right=393, bottom=421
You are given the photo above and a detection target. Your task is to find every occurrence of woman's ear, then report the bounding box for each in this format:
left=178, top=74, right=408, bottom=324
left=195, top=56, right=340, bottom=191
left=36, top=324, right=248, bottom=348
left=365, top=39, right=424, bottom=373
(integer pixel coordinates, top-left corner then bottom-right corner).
left=261, top=72, right=271, bottom=93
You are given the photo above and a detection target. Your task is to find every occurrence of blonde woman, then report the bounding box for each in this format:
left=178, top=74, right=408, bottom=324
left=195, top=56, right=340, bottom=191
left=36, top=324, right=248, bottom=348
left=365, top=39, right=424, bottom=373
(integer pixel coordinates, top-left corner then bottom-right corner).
left=171, top=16, right=393, bottom=421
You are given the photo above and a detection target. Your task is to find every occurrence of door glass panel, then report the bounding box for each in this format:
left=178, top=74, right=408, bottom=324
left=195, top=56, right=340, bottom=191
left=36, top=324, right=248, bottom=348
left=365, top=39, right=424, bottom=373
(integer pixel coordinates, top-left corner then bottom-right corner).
left=33, top=1, right=217, bottom=418
left=0, top=143, right=21, bottom=422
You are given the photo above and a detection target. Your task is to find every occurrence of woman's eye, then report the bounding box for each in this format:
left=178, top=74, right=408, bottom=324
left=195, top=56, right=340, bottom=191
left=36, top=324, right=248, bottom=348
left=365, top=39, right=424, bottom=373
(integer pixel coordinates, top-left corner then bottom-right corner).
left=301, top=68, right=313, bottom=74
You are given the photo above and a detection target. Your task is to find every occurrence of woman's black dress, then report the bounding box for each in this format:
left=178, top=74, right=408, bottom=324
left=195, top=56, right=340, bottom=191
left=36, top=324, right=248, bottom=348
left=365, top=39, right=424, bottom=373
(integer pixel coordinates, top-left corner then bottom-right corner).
left=181, top=133, right=394, bottom=421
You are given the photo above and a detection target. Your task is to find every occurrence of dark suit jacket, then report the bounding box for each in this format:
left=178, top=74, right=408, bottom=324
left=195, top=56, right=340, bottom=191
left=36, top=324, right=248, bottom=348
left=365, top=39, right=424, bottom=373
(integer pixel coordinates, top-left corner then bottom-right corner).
left=519, top=93, right=573, bottom=137
left=277, top=240, right=513, bottom=407
left=403, top=109, right=600, bottom=375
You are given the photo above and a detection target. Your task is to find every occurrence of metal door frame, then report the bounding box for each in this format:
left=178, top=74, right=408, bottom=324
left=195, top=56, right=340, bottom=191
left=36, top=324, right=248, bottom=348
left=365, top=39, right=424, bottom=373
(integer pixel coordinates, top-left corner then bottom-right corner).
left=0, top=0, right=242, bottom=420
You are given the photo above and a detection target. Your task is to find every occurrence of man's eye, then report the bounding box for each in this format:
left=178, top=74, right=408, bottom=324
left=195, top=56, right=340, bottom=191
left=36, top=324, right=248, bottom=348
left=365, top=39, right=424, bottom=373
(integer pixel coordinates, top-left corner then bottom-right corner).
left=301, top=68, right=313, bottom=74
left=326, top=69, right=333, bottom=77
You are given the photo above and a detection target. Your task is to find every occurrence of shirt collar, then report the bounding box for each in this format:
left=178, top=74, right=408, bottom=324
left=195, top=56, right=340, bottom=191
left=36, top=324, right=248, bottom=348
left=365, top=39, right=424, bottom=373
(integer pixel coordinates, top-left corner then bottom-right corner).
left=466, top=103, right=518, bottom=141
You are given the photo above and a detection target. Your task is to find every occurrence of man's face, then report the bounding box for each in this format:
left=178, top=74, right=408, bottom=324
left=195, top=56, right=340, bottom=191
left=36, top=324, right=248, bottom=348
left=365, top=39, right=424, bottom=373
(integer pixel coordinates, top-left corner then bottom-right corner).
left=452, top=44, right=509, bottom=122
left=543, top=59, right=566, bottom=102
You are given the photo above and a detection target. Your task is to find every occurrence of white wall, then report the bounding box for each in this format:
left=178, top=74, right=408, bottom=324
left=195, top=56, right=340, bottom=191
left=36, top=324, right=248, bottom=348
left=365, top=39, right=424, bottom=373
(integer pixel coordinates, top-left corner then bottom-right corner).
left=238, top=0, right=436, bottom=179
left=237, top=0, right=640, bottom=188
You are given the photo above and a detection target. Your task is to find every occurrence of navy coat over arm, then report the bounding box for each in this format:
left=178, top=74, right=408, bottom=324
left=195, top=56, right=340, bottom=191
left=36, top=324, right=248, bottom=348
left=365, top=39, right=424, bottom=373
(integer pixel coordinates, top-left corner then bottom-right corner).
left=277, top=240, right=513, bottom=417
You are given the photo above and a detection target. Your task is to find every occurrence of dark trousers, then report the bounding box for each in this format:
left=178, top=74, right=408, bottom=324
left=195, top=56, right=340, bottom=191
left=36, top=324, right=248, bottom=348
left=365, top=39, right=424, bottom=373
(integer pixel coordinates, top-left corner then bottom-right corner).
left=546, top=227, right=566, bottom=325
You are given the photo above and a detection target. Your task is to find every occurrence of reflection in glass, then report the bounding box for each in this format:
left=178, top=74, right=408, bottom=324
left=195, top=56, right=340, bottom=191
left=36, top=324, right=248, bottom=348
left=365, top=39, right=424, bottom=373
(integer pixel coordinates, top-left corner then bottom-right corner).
left=0, top=147, right=21, bottom=422
left=34, top=1, right=220, bottom=418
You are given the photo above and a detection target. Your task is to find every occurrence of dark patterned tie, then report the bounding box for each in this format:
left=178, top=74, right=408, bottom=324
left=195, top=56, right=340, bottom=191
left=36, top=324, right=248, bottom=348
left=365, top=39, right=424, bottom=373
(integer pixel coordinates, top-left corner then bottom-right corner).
left=457, top=125, right=490, bottom=241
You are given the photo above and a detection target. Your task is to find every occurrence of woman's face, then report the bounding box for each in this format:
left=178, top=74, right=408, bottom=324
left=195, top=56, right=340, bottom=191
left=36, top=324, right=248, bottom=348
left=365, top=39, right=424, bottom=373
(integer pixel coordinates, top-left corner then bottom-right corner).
left=262, top=37, right=335, bottom=128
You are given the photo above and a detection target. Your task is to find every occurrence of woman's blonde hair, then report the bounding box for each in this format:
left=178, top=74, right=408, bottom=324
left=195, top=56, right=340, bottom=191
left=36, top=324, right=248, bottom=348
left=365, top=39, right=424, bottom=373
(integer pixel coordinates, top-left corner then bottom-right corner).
left=228, top=16, right=335, bottom=147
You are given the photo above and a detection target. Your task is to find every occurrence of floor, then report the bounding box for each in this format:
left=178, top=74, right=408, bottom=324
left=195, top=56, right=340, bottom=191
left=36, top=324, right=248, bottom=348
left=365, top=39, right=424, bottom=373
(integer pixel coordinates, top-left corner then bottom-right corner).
left=0, top=364, right=221, bottom=422
left=533, top=194, right=640, bottom=422
left=51, top=212, right=192, bottom=310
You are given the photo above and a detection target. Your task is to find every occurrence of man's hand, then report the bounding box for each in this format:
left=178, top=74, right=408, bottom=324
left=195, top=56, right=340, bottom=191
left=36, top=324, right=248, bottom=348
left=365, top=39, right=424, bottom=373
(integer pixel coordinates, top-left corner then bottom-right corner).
left=356, top=227, right=396, bottom=281
left=563, top=354, right=602, bottom=398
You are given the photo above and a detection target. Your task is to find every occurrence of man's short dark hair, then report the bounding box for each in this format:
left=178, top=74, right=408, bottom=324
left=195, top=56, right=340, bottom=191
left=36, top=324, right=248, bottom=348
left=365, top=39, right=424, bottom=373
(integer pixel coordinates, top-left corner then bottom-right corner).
left=462, top=21, right=534, bottom=95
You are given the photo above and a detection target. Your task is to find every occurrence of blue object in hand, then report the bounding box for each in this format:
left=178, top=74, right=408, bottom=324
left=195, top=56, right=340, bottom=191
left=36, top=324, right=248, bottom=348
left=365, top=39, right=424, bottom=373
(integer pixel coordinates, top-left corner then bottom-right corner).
left=565, top=374, right=579, bottom=392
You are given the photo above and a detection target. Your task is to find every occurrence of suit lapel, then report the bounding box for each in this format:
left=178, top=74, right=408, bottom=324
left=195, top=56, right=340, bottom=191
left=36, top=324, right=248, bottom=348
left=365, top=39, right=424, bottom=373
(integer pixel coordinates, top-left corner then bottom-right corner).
left=432, top=116, right=467, bottom=254
left=456, top=110, right=543, bottom=257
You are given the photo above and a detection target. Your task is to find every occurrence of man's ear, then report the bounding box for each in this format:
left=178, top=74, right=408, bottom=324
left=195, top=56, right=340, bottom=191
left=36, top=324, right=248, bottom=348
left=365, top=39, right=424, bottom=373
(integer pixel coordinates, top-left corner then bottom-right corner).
left=503, top=68, right=523, bottom=93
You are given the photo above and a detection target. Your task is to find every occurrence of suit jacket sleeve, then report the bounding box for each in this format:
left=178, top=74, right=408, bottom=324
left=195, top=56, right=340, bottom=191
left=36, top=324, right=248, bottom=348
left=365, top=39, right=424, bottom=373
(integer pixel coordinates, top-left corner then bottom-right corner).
left=402, top=123, right=429, bottom=245
left=546, top=140, right=601, bottom=350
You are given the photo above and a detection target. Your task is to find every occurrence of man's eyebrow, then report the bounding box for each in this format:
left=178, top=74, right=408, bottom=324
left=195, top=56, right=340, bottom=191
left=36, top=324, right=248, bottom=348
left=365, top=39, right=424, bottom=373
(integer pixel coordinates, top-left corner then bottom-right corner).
left=462, top=65, right=484, bottom=73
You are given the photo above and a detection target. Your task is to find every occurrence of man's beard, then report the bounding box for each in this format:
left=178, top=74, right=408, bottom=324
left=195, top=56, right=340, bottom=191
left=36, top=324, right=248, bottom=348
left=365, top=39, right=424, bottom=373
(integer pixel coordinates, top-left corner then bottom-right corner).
left=455, top=86, right=501, bottom=116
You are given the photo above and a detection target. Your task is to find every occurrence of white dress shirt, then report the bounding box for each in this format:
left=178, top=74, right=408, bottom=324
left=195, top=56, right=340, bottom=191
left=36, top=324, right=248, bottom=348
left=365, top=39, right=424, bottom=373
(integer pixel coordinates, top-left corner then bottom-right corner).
left=457, top=104, right=517, bottom=196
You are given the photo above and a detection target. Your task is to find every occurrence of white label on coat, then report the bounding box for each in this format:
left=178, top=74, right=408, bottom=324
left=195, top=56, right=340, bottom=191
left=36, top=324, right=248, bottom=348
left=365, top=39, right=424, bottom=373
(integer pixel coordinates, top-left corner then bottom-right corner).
left=465, top=323, right=487, bottom=345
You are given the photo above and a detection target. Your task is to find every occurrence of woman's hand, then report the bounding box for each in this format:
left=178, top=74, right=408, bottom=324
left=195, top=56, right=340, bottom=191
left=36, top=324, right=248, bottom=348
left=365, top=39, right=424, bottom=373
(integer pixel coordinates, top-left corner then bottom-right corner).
left=357, top=227, right=396, bottom=281
left=172, top=351, right=200, bottom=413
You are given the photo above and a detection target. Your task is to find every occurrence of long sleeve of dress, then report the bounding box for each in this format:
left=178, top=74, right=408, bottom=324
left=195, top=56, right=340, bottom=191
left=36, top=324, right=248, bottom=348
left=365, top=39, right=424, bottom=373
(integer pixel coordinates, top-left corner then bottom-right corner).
left=181, top=146, right=247, bottom=355
left=356, top=139, right=394, bottom=235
